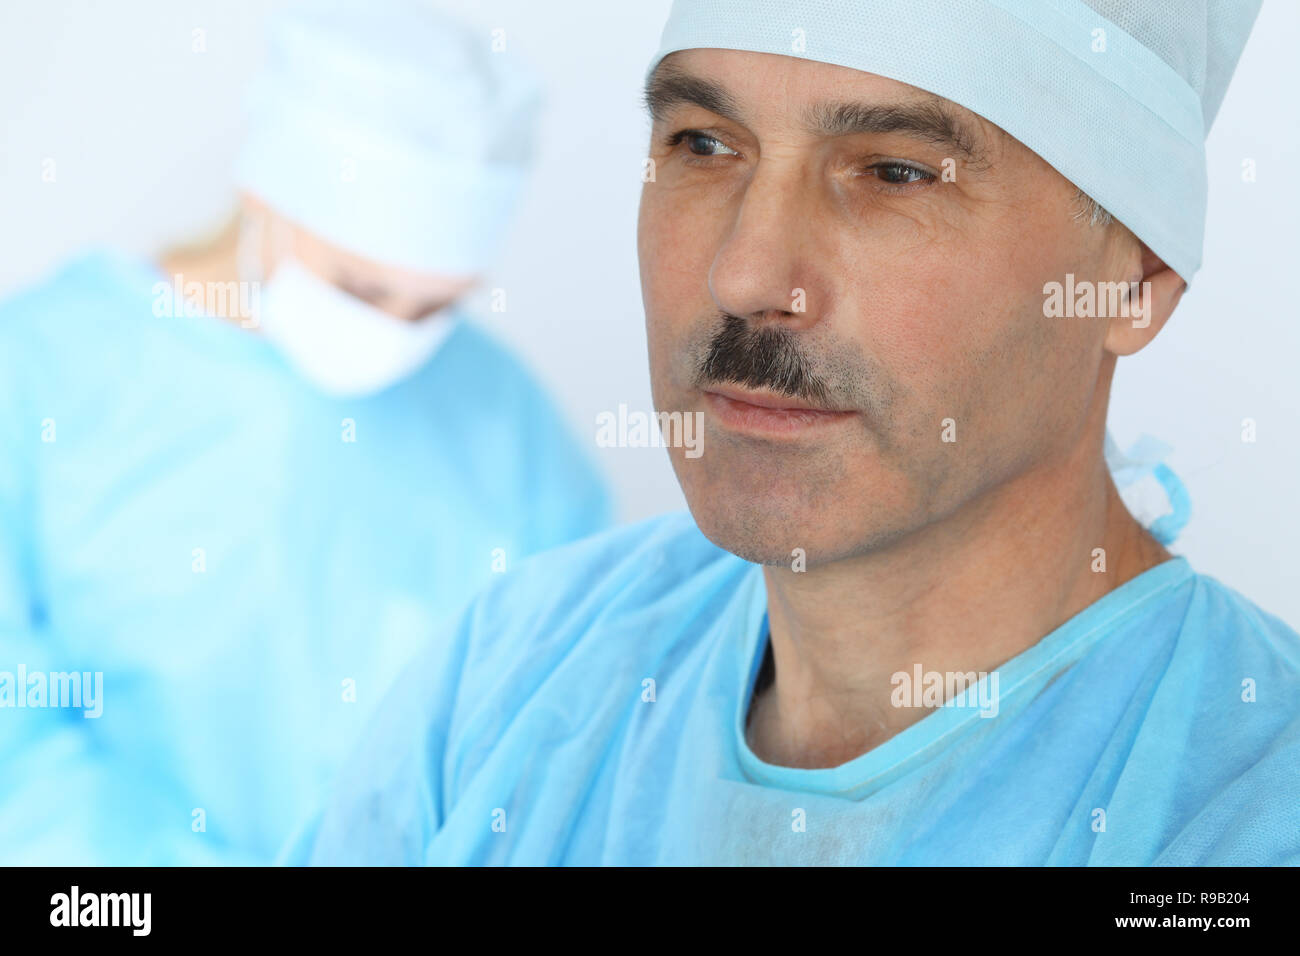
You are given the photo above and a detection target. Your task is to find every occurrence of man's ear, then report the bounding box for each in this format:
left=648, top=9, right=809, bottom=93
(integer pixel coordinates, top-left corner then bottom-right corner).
left=1104, top=244, right=1186, bottom=356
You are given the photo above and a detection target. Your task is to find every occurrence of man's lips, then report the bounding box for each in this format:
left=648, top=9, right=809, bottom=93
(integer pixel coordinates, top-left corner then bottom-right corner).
left=701, top=385, right=857, bottom=435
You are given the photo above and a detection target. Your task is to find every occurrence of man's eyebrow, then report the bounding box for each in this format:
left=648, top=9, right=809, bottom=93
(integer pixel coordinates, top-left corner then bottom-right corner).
left=643, top=65, right=742, bottom=125
left=643, top=63, right=991, bottom=166
left=804, top=98, right=989, bottom=164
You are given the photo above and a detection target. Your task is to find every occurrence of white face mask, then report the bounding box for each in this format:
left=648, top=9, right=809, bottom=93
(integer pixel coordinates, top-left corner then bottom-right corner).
left=252, top=258, right=458, bottom=397
left=235, top=212, right=460, bottom=397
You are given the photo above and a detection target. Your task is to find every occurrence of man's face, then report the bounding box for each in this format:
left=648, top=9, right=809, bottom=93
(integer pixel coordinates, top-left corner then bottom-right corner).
left=638, top=49, right=1132, bottom=567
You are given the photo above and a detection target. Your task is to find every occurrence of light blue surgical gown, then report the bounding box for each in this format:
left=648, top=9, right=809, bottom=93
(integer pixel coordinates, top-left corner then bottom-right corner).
left=0, top=249, right=611, bottom=865
left=289, top=512, right=1300, bottom=865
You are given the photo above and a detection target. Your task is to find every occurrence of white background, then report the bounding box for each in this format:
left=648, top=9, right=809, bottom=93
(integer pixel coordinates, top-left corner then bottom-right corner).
left=1, top=0, right=1296, bottom=625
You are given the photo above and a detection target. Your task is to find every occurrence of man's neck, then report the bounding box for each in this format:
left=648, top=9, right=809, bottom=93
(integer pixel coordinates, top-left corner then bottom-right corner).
left=745, top=439, right=1173, bottom=770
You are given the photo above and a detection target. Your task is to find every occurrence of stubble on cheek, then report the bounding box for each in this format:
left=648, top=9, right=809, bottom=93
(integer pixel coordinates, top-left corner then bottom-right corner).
left=673, top=399, right=945, bottom=565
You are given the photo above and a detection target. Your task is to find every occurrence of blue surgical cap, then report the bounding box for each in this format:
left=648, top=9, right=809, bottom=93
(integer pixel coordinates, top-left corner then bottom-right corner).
left=235, top=0, right=540, bottom=275
left=647, top=0, right=1263, bottom=283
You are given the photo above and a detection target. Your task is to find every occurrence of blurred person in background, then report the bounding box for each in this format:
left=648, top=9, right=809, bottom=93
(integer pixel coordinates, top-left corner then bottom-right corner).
left=0, top=0, right=609, bottom=864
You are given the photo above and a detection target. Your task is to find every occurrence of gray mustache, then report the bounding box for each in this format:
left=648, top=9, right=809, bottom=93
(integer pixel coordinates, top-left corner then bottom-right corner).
left=694, top=314, right=833, bottom=406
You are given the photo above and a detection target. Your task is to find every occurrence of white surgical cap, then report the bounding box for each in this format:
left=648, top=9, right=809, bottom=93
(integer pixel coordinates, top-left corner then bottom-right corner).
left=235, top=0, right=540, bottom=276
left=647, top=0, right=1263, bottom=283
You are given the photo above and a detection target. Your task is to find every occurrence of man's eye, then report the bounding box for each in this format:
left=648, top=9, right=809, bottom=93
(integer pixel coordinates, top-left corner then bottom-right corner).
left=870, top=162, right=934, bottom=185
left=667, top=130, right=739, bottom=158
left=688, top=133, right=734, bottom=156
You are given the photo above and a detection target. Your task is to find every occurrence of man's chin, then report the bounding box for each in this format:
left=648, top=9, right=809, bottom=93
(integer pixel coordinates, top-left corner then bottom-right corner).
left=683, top=495, right=845, bottom=567
left=677, top=463, right=916, bottom=568
left=690, top=517, right=801, bottom=566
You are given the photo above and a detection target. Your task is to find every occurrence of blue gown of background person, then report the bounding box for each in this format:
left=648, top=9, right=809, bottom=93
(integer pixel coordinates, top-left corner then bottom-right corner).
left=0, top=248, right=611, bottom=864
left=287, top=509, right=1300, bottom=866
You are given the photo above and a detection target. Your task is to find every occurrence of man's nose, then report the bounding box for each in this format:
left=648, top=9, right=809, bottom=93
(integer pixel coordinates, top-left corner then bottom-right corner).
left=707, top=162, right=831, bottom=332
